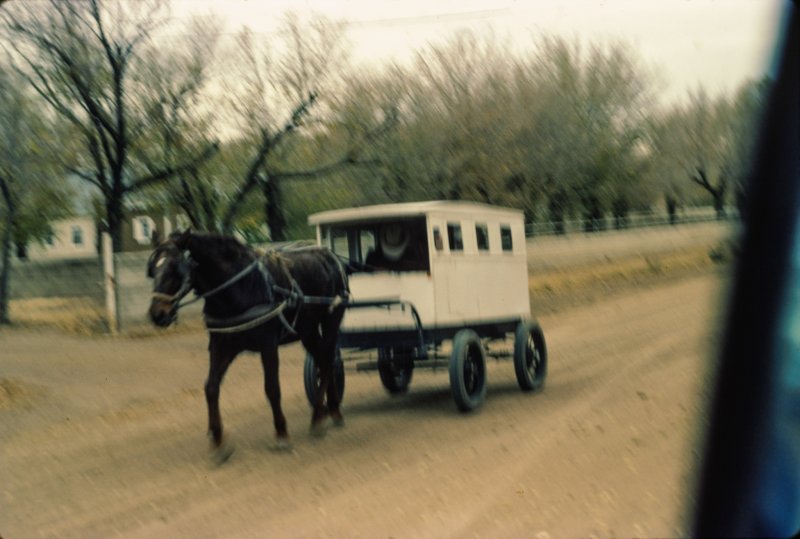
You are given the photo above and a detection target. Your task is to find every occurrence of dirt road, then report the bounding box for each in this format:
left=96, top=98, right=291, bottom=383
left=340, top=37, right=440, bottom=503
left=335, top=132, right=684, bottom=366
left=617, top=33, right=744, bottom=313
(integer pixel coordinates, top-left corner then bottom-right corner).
left=1, top=272, right=726, bottom=538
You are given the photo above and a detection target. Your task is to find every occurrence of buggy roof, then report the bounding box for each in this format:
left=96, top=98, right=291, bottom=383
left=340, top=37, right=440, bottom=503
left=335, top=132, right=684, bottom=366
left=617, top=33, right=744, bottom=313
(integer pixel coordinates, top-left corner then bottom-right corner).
left=308, top=200, right=523, bottom=226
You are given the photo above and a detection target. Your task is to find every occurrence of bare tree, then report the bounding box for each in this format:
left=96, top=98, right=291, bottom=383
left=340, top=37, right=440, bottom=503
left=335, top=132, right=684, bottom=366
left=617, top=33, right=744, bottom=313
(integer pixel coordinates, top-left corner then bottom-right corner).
left=678, top=89, right=732, bottom=218
left=214, top=14, right=393, bottom=241
left=1, top=0, right=218, bottom=251
left=516, top=37, right=654, bottom=230
left=726, top=78, right=770, bottom=220
left=371, top=30, right=521, bottom=205
left=134, top=15, right=223, bottom=231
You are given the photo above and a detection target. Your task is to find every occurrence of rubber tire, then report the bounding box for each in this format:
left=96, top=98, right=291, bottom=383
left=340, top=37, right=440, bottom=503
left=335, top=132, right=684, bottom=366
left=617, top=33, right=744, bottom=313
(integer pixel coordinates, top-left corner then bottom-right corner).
left=304, top=348, right=345, bottom=407
left=513, top=319, right=547, bottom=391
left=449, top=329, right=487, bottom=412
left=377, top=346, right=414, bottom=394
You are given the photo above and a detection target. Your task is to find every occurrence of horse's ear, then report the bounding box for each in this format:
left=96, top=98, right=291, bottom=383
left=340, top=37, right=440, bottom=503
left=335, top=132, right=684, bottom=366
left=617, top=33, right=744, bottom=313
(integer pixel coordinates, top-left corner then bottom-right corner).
left=173, top=228, right=192, bottom=249
left=151, top=229, right=162, bottom=247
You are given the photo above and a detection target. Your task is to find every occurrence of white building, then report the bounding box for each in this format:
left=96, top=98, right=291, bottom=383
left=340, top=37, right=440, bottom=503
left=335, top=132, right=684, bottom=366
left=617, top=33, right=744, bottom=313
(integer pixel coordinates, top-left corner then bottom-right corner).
left=26, top=216, right=97, bottom=260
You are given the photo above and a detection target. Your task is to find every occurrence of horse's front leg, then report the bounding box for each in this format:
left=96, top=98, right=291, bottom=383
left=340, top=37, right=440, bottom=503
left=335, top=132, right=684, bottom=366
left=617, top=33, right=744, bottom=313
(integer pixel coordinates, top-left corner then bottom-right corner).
left=205, top=349, right=235, bottom=464
left=260, top=345, right=290, bottom=451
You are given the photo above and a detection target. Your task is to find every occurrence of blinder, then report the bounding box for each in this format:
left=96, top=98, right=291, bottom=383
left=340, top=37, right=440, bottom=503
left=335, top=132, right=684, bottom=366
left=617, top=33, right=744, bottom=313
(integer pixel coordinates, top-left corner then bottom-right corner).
left=148, top=245, right=195, bottom=305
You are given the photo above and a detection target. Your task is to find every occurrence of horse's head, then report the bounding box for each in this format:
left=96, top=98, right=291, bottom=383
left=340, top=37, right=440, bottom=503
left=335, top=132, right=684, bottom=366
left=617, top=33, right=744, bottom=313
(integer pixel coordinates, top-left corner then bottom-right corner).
left=147, top=230, right=193, bottom=327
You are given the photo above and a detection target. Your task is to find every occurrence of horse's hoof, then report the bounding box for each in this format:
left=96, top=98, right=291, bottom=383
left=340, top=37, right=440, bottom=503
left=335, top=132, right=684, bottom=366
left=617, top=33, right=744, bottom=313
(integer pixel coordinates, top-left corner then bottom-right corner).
left=331, top=414, right=345, bottom=428
left=209, top=437, right=235, bottom=466
left=310, top=421, right=328, bottom=439
left=272, top=437, right=293, bottom=453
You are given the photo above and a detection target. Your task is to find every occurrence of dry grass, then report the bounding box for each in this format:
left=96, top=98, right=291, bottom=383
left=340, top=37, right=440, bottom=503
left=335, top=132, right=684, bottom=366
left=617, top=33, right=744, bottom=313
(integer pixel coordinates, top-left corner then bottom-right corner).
left=0, top=377, right=41, bottom=410
left=8, top=297, right=108, bottom=335
left=528, top=246, right=728, bottom=314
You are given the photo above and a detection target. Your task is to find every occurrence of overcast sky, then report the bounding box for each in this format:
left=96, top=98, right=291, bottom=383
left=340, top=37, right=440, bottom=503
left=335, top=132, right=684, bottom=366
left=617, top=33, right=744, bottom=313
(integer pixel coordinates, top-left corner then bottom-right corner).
left=173, top=0, right=784, bottom=103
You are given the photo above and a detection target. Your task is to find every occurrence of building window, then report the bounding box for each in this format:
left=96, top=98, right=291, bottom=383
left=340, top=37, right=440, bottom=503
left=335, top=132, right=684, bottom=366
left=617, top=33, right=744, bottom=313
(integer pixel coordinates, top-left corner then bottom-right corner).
left=133, top=216, right=156, bottom=245
left=447, top=222, right=463, bottom=252
left=140, top=218, right=151, bottom=241
left=475, top=223, right=489, bottom=251
left=71, top=226, right=84, bottom=246
left=500, top=225, right=513, bottom=252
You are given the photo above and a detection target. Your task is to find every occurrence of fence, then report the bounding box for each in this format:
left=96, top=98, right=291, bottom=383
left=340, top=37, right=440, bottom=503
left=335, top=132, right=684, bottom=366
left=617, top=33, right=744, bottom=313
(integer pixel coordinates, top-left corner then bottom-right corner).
left=525, top=206, right=737, bottom=237
left=8, top=255, right=103, bottom=300
left=7, top=237, right=202, bottom=333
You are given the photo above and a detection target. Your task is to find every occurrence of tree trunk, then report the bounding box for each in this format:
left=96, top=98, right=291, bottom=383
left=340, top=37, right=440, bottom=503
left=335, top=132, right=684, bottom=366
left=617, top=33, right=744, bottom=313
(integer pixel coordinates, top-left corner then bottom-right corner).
left=263, top=176, right=287, bottom=242
left=0, top=177, right=15, bottom=325
left=106, top=195, right=125, bottom=253
left=612, top=196, right=629, bottom=230
left=582, top=193, right=604, bottom=233
left=666, top=194, right=678, bottom=225
left=714, top=190, right=727, bottom=219
left=548, top=188, right=567, bottom=235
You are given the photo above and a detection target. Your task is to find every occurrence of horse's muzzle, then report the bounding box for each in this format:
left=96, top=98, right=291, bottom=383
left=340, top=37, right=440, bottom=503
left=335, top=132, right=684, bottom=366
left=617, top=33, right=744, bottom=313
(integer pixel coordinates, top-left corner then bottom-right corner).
left=149, top=300, right=178, bottom=327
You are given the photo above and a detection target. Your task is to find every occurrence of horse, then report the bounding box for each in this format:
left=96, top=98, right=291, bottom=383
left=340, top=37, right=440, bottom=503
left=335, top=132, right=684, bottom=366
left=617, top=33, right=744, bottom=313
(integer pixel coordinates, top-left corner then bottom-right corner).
left=147, top=230, right=349, bottom=463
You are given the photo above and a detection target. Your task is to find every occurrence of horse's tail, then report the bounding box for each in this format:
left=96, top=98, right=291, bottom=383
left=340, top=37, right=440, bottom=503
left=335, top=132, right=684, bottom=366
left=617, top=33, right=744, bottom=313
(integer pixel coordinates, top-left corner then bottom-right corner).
left=327, top=252, right=363, bottom=277
left=327, top=250, right=350, bottom=296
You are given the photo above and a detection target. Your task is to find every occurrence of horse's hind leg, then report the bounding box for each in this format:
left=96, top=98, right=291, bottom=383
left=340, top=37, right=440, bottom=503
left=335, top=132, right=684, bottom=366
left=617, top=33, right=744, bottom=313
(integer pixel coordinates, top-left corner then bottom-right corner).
left=260, top=345, right=290, bottom=450
left=322, top=345, right=344, bottom=427
left=300, top=332, right=332, bottom=435
left=323, top=306, right=346, bottom=426
left=205, top=349, right=235, bottom=464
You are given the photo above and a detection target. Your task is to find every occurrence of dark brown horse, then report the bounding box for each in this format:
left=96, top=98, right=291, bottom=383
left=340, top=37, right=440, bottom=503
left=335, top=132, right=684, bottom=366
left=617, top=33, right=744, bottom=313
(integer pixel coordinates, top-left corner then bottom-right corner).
left=147, top=230, right=348, bottom=462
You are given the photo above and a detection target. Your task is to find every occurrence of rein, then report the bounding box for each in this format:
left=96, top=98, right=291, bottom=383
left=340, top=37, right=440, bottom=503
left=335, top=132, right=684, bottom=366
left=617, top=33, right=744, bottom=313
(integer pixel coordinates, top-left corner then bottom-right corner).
left=152, top=258, right=261, bottom=309
left=183, top=259, right=262, bottom=309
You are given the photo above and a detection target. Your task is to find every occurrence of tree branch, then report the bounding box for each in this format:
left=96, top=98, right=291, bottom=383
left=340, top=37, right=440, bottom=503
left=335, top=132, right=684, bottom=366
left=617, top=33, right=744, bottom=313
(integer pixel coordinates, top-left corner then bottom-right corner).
left=127, top=141, right=219, bottom=193
left=690, top=167, right=713, bottom=190
left=0, top=175, right=13, bottom=209
left=268, top=156, right=381, bottom=181
left=221, top=93, right=318, bottom=231
left=65, top=166, right=104, bottom=191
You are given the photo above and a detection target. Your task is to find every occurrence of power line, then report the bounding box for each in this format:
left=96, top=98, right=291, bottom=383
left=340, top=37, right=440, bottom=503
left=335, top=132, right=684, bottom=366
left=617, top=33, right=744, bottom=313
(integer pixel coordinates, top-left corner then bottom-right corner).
left=344, top=8, right=511, bottom=28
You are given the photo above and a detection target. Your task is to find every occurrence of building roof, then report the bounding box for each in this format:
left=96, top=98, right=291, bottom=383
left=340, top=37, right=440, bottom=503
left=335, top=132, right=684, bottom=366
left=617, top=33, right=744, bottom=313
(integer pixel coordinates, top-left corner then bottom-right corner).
left=308, top=200, right=523, bottom=226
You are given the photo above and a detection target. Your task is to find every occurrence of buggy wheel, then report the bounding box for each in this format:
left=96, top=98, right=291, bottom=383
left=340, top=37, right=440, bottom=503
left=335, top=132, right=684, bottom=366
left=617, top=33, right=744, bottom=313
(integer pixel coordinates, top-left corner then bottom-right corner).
left=514, top=320, right=547, bottom=391
left=303, top=348, right=345, bottom=407
left=449, top=329, right=487, bottom=412
left=378, top=346, right=414, bottom=394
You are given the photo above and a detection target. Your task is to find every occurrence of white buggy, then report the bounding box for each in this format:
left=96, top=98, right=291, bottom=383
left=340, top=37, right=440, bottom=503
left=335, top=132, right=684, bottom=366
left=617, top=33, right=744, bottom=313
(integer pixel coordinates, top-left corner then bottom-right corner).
left=305, top=201, right=547, bottom=411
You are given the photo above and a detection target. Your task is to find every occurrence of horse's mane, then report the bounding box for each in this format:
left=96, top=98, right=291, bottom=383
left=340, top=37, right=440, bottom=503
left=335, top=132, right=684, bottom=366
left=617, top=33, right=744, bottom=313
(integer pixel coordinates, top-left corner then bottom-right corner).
left=172, top=231, right=255, bottom=263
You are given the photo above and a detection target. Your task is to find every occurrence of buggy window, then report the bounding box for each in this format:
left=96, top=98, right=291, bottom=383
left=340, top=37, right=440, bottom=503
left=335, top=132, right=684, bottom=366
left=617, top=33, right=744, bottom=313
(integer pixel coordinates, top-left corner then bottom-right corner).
left=500, top=225, right=513, bottom=252
left=326, top=218, right=429, bottom=273
left=476, top=223, right=489, bottom=251
left=447, top=222, right=463, bottom=252
left=433, top=227, right=443, bottom=251
left=331, top=228, right=348, bottom=257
